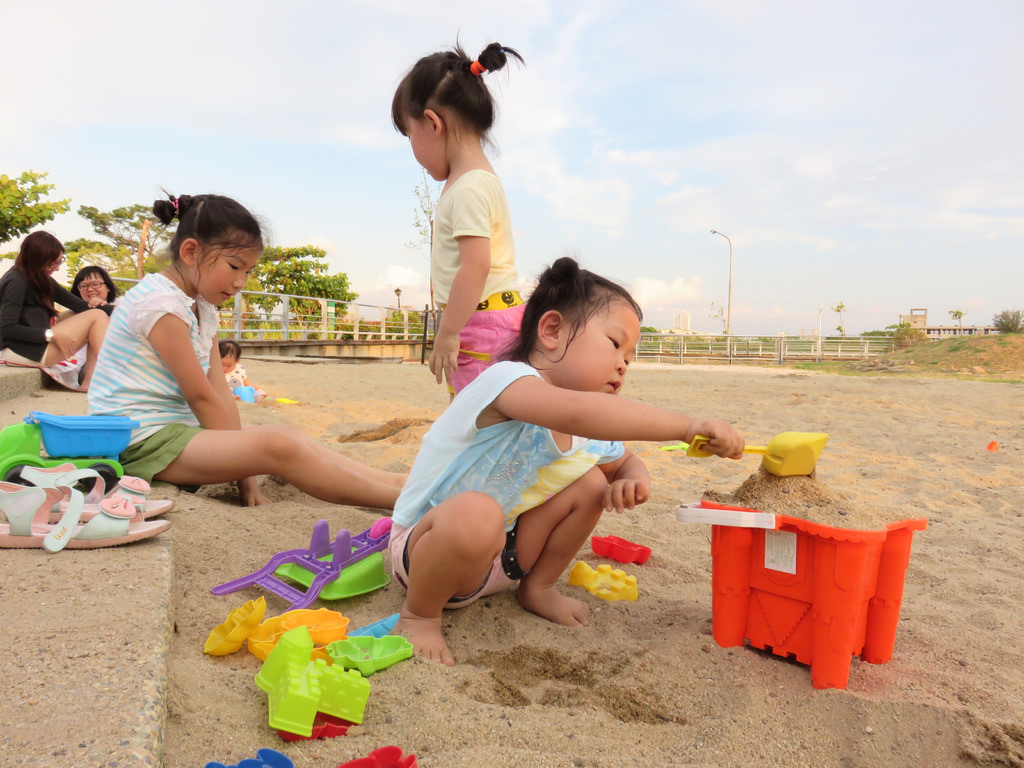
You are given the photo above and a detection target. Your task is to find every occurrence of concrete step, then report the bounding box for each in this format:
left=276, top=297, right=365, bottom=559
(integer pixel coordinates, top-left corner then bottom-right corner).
left=0, top=378, right=173, bottom=767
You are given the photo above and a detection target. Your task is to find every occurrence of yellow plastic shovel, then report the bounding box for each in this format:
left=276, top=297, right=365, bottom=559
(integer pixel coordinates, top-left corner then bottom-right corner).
left=664, top=431, right=829, bottom=477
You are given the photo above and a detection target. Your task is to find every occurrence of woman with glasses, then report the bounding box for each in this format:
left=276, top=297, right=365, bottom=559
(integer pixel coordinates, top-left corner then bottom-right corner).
left=0, top=231, right=109, bottom=389
left=70, top=266, right=119, bottom=310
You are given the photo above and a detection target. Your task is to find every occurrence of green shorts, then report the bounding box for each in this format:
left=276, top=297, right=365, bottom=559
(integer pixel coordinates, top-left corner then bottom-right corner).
left=119, top=424, right=203, bottom=483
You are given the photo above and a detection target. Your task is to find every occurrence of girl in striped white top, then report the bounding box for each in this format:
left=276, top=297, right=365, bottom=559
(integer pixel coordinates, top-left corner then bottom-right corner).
left=88, top=193, right=404, bottom=508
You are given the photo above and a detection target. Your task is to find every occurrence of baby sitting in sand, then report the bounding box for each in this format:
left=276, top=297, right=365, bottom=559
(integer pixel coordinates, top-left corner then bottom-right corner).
left=219, top=339, right=265, bottom=401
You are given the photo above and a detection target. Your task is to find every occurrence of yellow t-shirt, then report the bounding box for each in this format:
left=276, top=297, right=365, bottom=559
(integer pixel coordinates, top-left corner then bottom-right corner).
left=431, top=169, right=518, bottom=307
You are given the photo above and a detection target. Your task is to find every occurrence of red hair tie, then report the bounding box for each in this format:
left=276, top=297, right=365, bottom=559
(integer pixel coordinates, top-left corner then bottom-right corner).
left=470, top=60, right=486, bottom=76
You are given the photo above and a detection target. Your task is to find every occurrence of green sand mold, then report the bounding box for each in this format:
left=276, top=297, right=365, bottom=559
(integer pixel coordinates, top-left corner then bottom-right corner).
left=274, top=550, right=390, bottom=601
left=326, top=635, right=413, bottom=676
left=256, top=626, right=371, bottom=736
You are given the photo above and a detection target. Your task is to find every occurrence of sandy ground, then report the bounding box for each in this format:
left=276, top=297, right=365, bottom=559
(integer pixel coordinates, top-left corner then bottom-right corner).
left=12, top=358, right=1024, bottom=768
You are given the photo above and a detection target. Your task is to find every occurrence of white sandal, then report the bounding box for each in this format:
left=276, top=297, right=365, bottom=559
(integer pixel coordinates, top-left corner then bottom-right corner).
left=0, top=483, right=170, bottom=551
left=18, top=464, right=175, bottom=523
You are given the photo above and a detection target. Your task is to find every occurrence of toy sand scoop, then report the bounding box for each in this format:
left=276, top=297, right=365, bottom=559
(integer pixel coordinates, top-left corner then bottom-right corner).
left=676, top=431, right=829, bottom=477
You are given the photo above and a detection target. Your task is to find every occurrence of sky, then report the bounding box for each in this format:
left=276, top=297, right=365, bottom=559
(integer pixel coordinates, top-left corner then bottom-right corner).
left=3, top=0, right=1022, bottom=336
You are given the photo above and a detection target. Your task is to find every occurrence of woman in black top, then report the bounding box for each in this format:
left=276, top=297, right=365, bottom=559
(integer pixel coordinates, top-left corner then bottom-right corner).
left=0, top=231, right=110, bottom=389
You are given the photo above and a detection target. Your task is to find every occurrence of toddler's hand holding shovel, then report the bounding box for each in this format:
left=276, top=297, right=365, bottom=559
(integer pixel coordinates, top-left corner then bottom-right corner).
left=685, top=420, right=745, bottom=460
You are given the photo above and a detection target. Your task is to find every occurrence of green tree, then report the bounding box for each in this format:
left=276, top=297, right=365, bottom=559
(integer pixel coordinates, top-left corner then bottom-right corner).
left=246, top=245, right=358, bottom=316
left=889, top=322, right=927, bottom=348
left=992, top=309, right=1023, bottom=334
left=831, top=301, right=847, bottom=336
left=0, top=171, right=71, bottom=245
left=64, top=204, right=172, bottom=277
left=948, top=309, right=964, bottom=330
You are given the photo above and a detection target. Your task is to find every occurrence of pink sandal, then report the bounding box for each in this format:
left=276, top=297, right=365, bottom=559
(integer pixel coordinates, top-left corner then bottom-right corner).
left=18, top=464, right=175, bottom=523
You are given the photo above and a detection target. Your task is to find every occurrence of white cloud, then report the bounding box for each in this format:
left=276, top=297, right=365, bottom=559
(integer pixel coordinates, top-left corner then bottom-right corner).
left=631, top=275, right=703, bottom=315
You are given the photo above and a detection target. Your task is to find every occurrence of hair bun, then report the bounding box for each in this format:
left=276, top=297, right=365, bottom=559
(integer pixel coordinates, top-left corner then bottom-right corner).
left=153, top=193, right=200, bottom=225
left=475, top=43, right=524, bottom=73
left=152, top=198, right=176, bottom=225
left=548, top=256, right=581, bottom=280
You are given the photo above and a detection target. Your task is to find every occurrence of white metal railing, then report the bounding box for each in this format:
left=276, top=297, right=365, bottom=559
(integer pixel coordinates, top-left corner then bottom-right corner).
left=635, top=333, right=895, bottom=363
left=217, top=289, right=429, bottom=343
left=110, top=279, right=896, bottom=362
left=111, top=280, right=428, bottom=342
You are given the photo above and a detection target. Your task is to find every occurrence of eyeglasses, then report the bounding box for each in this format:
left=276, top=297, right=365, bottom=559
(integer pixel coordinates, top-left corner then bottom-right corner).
left=49, top=257, right=65, bottom=269
left=78, top=281, right=107, bottom=290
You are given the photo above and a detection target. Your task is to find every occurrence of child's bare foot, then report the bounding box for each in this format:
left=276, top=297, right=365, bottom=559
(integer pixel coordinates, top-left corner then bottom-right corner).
left=517, top=583, right=590, bottom=626
left=392, top=610, right=455, bottom=666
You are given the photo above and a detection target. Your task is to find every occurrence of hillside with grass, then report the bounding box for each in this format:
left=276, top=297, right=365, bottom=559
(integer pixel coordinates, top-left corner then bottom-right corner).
left=853, top=333, right=1024, bottom=378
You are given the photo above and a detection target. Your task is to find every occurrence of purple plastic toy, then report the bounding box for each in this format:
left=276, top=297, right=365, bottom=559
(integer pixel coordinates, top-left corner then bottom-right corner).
left=211, top=519, right=390, bottom=610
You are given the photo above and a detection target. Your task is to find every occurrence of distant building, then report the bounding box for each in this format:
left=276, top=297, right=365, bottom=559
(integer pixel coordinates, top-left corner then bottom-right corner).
left=673, top=311, right=691, bottom=332
left=900, top=308, right=997, bottom=340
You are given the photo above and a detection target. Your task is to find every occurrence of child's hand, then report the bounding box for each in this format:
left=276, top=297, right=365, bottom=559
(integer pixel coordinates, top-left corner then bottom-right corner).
left=237, top=476, right=270, bottom=506
left=687, top=420, right=745, bottom=459
left=604, top=477, right=651, bottom=513
left=429, top=331, right=460, bottom=386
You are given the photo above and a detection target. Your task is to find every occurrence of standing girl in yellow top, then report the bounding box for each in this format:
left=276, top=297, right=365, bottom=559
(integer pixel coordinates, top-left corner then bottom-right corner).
left=392, top=40, right=525, bottom=395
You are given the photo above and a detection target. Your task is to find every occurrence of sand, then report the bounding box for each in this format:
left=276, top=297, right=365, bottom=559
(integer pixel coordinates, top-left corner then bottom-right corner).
left=15, top=359, right=1024, bottom=767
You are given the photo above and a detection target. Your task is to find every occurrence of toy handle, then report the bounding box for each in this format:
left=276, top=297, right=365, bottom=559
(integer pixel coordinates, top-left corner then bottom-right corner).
left=689, top=436, right=769, bottom=457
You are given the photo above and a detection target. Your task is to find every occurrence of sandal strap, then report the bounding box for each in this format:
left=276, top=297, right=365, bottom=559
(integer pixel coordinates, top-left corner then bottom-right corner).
left=0, top=483, right=63, bottom=535
left=43, top=487, right=86, bottom=553
left=20, top=464, right=97, bottom=488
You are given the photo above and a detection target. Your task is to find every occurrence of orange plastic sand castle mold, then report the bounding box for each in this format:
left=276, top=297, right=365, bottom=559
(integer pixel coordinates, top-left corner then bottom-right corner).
left=677, top=499, right=927, bottom=689
left=247, top=608, right=350, bottom=662
left=205, top=597, right=268, bottom=656
left=568, top=561, right=638, bottom=601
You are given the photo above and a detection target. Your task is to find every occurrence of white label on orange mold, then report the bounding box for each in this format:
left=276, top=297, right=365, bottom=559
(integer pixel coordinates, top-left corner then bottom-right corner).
left=764, top=530, right=797, bottom=574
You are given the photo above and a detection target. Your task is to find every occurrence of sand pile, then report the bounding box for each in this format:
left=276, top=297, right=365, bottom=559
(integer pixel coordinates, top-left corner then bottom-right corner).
left=702, top=468, right=913, bottom=529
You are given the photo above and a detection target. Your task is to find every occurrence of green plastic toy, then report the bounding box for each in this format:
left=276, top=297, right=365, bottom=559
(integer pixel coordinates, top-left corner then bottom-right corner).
left=255, top=626, right=370, bottom=737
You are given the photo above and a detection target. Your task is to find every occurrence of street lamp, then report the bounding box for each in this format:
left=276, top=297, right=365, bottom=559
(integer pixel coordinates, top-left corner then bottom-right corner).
left=394, top=287, right=402, bottom=307
left=710, top=230, right=733, bottom=336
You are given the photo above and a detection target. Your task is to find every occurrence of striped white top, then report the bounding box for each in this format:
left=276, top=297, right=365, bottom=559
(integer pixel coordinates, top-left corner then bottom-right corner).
left=88, top=273, right=219, bottom=446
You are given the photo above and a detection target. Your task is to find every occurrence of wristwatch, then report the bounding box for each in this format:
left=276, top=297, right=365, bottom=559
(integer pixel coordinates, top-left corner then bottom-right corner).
left=44, top=329, right=54, bottom=342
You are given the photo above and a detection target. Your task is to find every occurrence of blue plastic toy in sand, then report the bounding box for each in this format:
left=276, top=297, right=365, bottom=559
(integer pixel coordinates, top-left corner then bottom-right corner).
left=233, top=386, right=257, bottom=403
left=211, top=519, right=391, bottom=611
left=349, top=612, right=400, bottom=638
left=204, top=747, right=292, bottom=768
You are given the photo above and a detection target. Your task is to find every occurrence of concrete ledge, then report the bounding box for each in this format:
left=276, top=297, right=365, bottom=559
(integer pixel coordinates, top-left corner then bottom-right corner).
left=0, top=366, right=44, bottom=401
